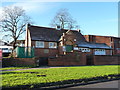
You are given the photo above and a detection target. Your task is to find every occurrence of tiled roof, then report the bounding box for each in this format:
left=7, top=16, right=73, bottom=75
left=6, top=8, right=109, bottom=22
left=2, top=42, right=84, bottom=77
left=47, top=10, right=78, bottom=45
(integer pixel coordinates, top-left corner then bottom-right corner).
left=28, top=25, right=86, bottom=43
left=78, top=42, right=111, bottom=49
left=28, top=25, right=111, bottom=49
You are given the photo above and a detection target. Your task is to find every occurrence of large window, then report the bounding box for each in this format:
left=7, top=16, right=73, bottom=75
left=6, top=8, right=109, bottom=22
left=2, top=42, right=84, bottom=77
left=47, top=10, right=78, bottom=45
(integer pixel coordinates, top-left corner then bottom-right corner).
left=94, top=49, right=106, bottom=55
left=35, top=41, right=44, bottom=48
left=49, top=42, right=57, bottom=48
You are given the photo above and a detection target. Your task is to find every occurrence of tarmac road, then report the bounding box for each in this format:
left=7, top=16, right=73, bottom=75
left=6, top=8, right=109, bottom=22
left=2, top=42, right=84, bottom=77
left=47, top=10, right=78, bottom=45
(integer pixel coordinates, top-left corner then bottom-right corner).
left=57, top=80, right=120, bottom=90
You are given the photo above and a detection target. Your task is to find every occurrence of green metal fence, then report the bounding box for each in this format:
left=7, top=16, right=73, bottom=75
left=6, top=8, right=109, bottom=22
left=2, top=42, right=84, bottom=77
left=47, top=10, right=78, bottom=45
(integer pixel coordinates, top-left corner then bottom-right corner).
left=65, top=45, right=73, bottom=52
left=15, top=47, right=34, bottom=58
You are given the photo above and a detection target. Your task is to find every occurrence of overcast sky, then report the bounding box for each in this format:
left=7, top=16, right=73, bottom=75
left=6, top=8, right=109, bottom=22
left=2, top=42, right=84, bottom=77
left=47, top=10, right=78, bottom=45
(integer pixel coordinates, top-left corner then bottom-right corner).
left=0, top=0, right=119, bottom=40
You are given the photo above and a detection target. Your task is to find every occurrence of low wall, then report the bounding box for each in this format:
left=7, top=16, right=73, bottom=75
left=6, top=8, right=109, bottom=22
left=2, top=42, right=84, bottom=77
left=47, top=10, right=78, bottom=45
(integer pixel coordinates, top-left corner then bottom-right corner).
left=2, top=54, right=119, bottom=67
left=48, top=51, right=86, bottom=66
left=93, top=55, right=120, bottom=65
left=2, top=58, right=36, bottom=67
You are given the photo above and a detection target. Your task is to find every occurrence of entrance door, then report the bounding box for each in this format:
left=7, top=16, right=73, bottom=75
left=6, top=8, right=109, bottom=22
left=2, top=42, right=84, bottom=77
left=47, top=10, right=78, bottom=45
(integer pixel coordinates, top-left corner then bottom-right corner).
left=65, top=45, right=73, bottom=52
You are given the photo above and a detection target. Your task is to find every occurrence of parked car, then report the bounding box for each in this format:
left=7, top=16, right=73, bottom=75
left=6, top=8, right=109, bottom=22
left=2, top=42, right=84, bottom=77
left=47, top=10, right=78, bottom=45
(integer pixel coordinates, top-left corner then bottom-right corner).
left=0, top=46, right=13, bottom=57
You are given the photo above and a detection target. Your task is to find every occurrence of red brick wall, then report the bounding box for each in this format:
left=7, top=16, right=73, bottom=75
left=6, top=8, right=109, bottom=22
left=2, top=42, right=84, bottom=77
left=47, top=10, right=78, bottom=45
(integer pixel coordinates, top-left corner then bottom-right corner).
left=106, top=49, right=112, bottom=55
left=2, top=55, right=120, bottom=67
left=93, top=55, right=120, bottom=65
left=94, top=36, right=111, bottom=46
left=113, top=38, right=120, bottom=55
left=48, top=51, right=86, bottom=66
left=2, top=58, right=36, bottom=67
left=84, top=35, right=111, bottom=46
left=84, top=35, right=89, bottom=42
left=84, top=35, right=120, bottom=55
left=31, top=41, right=58, bottom=57
left=58, top=46, right=64, bottom=55
left=61, top=31, right=76, bottom=46
left=13, top=58, right=36, bottom=66
left=35, top=48, right=58, bottom=57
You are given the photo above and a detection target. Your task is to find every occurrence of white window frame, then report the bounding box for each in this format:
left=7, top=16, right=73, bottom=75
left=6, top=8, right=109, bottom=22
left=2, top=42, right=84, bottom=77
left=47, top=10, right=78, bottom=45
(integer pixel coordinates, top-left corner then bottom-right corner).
left=94, top=49, right=106, bottom=55
left=79, top=48, right=90, bottom=52
left=74, top=47, right=79, bottom=50
left=49, top=42, right=57, bottom=48
left=35, top=41, right=44, bottom=48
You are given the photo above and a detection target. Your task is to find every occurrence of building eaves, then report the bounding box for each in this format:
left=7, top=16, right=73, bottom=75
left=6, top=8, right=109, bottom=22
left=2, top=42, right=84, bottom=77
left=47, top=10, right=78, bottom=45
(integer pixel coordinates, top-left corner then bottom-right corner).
left=78, top=42, right=112, bottom=49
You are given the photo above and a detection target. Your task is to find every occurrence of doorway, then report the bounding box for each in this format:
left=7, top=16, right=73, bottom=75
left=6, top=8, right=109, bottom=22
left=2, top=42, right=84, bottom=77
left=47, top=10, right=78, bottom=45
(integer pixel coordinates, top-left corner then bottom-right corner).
left=86, top=55, right=94, bottom=65
left=39, top=57, right=48, bottom=66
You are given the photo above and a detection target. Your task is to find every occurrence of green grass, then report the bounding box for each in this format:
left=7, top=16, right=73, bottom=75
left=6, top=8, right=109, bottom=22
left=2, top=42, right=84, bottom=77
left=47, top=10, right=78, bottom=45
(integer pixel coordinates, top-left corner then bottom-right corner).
left=1, top=65, right=120, bottom=88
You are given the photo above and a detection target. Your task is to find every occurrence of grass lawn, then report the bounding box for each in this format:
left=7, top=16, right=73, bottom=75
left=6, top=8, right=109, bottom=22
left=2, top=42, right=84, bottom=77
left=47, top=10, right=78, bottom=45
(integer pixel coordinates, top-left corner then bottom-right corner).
left=1, top=65, right=120, bottom=89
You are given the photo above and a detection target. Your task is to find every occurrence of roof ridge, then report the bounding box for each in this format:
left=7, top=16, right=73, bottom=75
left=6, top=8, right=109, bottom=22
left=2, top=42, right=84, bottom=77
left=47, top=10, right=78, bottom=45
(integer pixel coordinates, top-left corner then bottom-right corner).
left=85, top=34, right=119, bottom=38
left=29, top=25, right=56, bottom=30
left=29, top=24, right=79, bottom=32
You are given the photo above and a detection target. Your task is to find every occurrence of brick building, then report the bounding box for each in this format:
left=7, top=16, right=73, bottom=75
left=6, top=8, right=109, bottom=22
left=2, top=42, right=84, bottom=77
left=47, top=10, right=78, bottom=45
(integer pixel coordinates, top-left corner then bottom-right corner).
left=7, top=24, right=120, bottom=66
left=25, top=24, right=112, bottom=57
left=84, top=35, right=120, bottom=55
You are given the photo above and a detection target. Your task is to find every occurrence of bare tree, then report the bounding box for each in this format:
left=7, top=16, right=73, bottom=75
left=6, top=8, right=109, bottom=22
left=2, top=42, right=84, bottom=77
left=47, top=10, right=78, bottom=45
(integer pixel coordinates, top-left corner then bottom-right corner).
left=50, top=8, right=79, bottom=30
left=0, top=6, right=31, bottom=49
left=2, top=34, right=13, bottom=44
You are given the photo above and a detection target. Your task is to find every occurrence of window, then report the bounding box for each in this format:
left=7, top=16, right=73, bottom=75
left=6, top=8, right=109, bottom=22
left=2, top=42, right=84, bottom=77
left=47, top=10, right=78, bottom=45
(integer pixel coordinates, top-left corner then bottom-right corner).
left=35, top=41, right=44, bottom=48
left=94, top=49, right=106, bottom=55
left=74, top=47, right=78, bottom=50
left=79, top=48, right=90, bottom=52
left=2, top=48, right=8, bottom=50
left=117, top=48, right=120, bottom=50
left=49, top=42, right=57, bottom=48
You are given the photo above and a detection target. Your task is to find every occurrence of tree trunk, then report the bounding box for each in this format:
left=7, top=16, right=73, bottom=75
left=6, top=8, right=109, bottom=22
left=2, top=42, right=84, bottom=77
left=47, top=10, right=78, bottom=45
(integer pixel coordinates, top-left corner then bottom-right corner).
left=11, top=38, right=17, bottom=57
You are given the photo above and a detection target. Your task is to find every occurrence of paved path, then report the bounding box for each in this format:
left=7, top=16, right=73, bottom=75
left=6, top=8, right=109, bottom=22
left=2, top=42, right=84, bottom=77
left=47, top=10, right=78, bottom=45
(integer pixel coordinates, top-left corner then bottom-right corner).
left=1, top=66, right=65, bottom=71
left=58, top=80, right=120, bottom=89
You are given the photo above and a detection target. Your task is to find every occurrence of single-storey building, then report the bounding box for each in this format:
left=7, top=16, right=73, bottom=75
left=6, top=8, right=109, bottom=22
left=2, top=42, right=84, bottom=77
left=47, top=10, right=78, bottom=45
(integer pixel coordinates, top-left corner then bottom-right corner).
left=84, top=35, right=120, bottom=55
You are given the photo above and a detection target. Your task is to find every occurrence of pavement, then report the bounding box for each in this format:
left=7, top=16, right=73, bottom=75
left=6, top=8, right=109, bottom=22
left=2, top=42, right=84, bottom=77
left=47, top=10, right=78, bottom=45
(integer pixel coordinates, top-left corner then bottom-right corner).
left=1, top=66, right=65, bottom=71
left=57, top=80, right=120, bottom=90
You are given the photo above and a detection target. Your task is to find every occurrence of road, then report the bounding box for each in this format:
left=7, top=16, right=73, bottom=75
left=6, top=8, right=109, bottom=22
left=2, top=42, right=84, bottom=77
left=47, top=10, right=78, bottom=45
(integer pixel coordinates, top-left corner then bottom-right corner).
left=57, top=80, right=120, bottom=89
